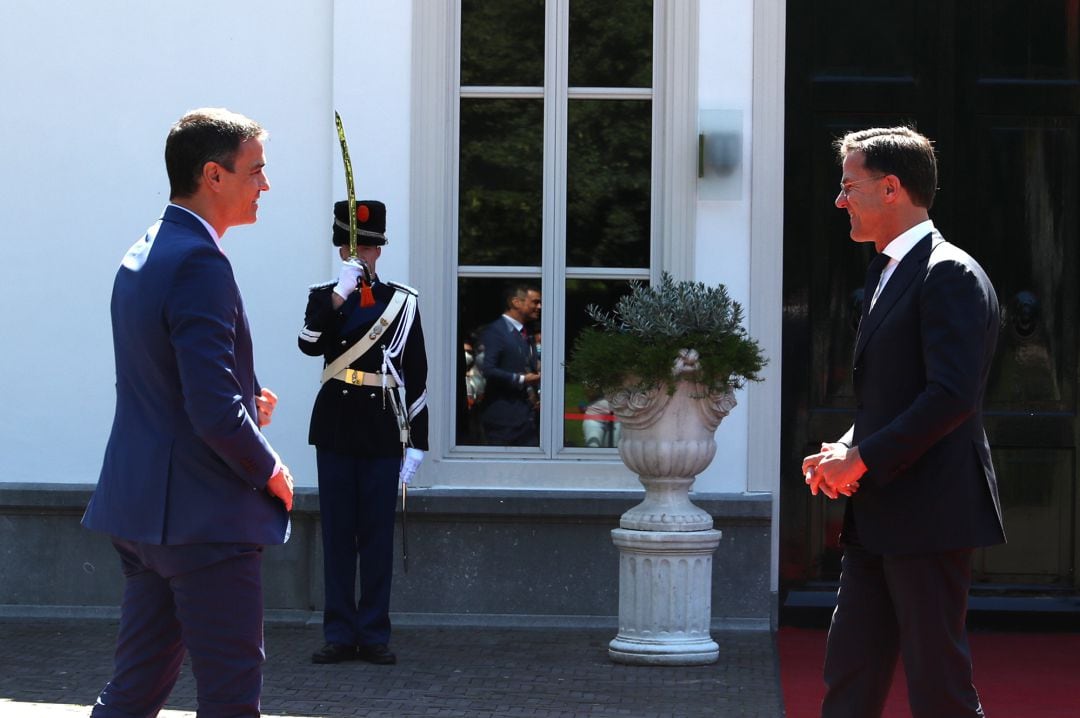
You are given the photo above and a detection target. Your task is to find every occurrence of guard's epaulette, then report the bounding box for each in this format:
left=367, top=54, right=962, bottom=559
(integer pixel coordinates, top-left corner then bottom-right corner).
left=309, top=280, right=337, bottom=292
left=387, top=280, right=419, bottom=296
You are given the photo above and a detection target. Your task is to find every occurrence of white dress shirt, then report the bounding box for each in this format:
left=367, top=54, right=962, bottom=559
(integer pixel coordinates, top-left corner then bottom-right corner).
left=870, top=219, right=934, bottom=311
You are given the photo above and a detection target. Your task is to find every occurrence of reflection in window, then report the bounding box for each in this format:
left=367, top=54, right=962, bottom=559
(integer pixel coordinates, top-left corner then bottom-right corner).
left=567, top=100, right=651, bottom=268
left=459, top=99, right=544, bottom=266
left=457, top=278, right=543, bottom=447
left=456, top=1, right=653, bottom=455
left=461, top=0, right=545, bottom=87
left=563, top=279, right=635, bottom=448
left=568, top=0, right=653, bottom=88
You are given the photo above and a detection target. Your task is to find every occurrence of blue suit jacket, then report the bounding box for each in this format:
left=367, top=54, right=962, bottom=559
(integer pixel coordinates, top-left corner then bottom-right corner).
left=841, top=231, right=1005, bottom=555
left=479, top=316, right=538, bottom=442
left=83, top=205, right=289, bottom=546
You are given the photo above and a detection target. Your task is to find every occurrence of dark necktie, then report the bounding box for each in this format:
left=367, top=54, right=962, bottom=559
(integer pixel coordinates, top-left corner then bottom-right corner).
left=862, top=253, right=890, bottom=319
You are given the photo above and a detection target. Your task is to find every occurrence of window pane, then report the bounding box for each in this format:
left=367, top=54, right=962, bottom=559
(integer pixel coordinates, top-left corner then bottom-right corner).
left=456, top=277, right=543, bottom=447
left=461, top=0, right=545, bottom=86
left=566, top=99, right=652, bottom=268
left=459, top=98, right=544, bottom=266
left=569, top=0, right=653, bottom=88
left=563, top=278, right=636, bottom=449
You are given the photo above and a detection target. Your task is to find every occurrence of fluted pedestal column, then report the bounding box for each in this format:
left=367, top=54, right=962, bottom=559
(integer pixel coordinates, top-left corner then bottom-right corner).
left=609, top=527, right=722, bottom=665
left=607, top=369, right=735, bottom=666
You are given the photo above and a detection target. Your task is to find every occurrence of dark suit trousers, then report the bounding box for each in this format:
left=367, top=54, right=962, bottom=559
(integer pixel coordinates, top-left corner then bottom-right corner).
left=92, top=539, right=265, bottom=718
left=822, top=545, right=985, bottom=718
left=481, top=400, right=539, bottom=447
left=316, top=449, right=400, bottom=647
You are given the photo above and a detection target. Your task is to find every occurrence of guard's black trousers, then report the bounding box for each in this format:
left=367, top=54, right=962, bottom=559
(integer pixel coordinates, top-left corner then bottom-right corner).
left=316, top=449, right=400, bottom=648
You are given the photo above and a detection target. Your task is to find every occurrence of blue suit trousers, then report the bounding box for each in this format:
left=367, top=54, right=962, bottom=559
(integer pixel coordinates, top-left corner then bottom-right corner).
left=91, top=539, right=265, bottom=718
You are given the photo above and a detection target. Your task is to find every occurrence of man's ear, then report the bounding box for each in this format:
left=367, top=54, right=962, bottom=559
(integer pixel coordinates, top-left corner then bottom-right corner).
left=881, top=175, right=901, bottom=203
left=201, top=161, right=223, bottom=193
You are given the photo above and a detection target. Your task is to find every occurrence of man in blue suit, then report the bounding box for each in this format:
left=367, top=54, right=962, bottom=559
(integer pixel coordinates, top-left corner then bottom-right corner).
left=479, top=284, right=542, bottom=446
left=802, top=127, right=1005, bottom=718
left=83, top=108, right=294, bottom=718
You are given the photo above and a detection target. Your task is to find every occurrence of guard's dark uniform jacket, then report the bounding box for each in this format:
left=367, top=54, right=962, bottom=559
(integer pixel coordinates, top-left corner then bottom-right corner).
left=298, top=278, right=428, bottom=457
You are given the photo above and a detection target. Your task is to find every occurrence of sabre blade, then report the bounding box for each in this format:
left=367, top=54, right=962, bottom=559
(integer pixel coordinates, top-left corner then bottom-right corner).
left=334, top=111, right=358, bottom=259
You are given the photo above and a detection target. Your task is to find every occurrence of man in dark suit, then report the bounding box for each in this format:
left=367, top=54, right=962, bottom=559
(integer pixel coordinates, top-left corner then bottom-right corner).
left=479, top=284, right=542, bottom=446
left=82, top=108, right=294, bottom=718
left=801, top=126, right=1005, bottom=718
left=299, top=200, right=428, bottom=665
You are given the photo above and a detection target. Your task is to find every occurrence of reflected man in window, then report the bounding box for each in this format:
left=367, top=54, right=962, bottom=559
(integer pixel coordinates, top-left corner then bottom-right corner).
left=479, top=284, right=542, bottom=446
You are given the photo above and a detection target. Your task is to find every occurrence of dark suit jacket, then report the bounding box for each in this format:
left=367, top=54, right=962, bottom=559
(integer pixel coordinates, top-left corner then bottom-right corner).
left=83, top=205, right=290, bottom=546
left=479, top=316, right=538, bottom=442
left=298, top=279, right=429, bottom=457
left=842, top=231, right=1006, bottom=555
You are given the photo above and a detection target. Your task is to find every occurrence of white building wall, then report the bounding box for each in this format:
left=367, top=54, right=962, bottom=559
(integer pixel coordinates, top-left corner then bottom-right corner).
left=0, top=0, right=346, bottom=487
left=0, top=1, right=768, bottom=495
left=695, top=0, right=756, bottom=493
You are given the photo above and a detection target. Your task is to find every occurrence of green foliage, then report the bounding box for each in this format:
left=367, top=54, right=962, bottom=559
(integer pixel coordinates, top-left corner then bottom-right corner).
left=567, top=273, right=767, bottom=396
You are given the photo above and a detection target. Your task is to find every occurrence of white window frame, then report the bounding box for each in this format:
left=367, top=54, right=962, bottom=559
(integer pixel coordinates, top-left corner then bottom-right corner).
left=410, top=0, right=699, bottom=488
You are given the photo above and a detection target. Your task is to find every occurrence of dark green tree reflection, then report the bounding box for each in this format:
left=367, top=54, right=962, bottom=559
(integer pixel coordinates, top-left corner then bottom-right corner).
left=461, top=0, right=545, bottom=87
left=569, top=0, right=653, bottom=88
left=459, top=99, right=544, bottom=266
left=566, top=99, right=651, bottom=268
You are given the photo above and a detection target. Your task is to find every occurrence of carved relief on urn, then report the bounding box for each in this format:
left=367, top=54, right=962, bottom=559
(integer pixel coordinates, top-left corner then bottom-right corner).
left=607, top=350, right=737, bottom=532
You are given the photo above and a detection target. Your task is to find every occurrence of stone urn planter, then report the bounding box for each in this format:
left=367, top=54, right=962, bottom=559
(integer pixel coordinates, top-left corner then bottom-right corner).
left=606, top=351, right=736, bottom=665
left=565, top=274, right=766, bottom=666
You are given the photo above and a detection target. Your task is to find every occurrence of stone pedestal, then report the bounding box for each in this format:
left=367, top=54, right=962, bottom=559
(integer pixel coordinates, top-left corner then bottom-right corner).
left=607, top=363, right=736, bottom=666
left=608, top=528, right=723, bottom=665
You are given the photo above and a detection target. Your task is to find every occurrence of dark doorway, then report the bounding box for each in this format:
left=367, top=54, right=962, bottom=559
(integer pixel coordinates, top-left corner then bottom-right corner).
left=781, top=0, right=1080, bottom=607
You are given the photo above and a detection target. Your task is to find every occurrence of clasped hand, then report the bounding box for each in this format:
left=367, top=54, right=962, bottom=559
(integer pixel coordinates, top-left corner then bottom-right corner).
left=801, top=442, right=866, bottom=500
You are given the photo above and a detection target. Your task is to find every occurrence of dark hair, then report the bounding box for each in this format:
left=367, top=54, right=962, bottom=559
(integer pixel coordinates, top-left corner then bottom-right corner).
left=835, top=126, right=938, bottom=209
left=504, top=283, right=539, bottom=310
left=165, top=108, right=265, bottom=199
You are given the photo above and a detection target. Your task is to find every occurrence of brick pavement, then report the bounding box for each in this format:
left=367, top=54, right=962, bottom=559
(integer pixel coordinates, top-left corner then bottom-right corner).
left=0, top=619, right=783, bottom=717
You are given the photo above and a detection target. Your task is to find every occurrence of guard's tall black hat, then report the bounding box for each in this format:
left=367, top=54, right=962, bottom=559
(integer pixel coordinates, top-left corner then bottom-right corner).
left=332, top=200, right=388, bottom=247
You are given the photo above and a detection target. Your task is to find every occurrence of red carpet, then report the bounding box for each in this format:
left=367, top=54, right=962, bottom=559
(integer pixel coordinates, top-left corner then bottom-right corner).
left=778, top=626, right=1080, bottom=717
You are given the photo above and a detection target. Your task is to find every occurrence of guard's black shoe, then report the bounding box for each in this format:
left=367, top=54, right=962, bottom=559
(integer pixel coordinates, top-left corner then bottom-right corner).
left=312, top=642, right=358, bottom=664
left=356, top=643, right=397, bottom=665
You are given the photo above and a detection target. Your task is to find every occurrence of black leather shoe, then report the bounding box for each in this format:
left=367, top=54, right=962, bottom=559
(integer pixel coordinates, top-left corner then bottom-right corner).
left=312, top=642, right=358, bottom=664
left=356, top=643, right=396, bottom=665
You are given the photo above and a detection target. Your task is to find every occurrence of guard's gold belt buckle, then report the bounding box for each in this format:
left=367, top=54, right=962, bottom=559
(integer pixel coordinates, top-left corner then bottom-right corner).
left=347, top=369, right=365, bottom=385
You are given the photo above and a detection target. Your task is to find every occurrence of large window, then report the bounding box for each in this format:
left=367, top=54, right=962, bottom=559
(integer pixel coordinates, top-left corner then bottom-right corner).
left=455, top=0, right=654, bottom=455
left=410, top=0, right=698, bottom=486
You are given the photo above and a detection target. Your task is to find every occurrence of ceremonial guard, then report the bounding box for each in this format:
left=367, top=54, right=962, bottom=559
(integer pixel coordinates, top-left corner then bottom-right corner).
left=299, top=199, right=428, bottom=665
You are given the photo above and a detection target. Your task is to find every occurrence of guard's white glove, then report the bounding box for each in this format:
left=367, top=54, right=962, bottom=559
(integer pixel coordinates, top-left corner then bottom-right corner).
left=333, top=259, right=365, bottom=299
left=399, top=447, right=425, bottom=485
